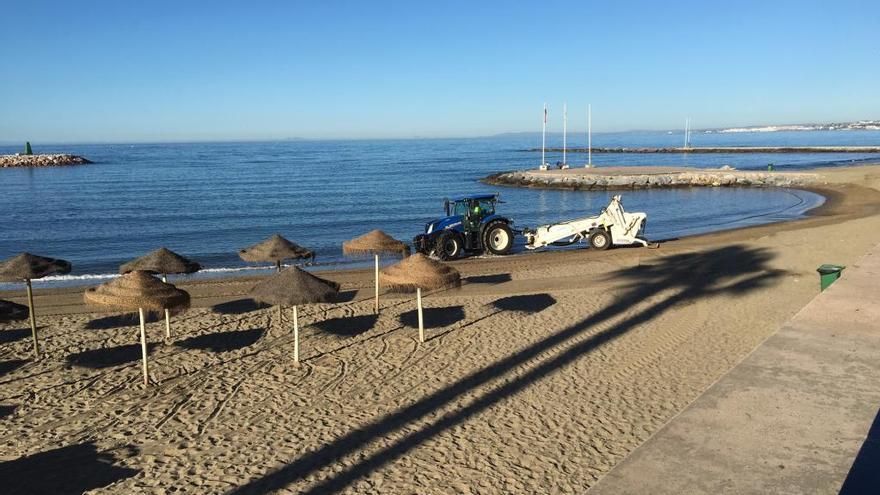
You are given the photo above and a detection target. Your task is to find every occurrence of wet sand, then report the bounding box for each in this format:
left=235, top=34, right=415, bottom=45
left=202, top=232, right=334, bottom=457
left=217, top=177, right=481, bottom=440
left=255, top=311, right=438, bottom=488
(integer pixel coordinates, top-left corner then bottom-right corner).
left=1, top=165, right=880, bottom=493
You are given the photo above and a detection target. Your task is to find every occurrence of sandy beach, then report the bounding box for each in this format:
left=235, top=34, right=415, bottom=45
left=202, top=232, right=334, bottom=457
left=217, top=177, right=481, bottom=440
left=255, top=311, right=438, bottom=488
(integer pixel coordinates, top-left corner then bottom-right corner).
left=2, top=165, right=880, bottom=494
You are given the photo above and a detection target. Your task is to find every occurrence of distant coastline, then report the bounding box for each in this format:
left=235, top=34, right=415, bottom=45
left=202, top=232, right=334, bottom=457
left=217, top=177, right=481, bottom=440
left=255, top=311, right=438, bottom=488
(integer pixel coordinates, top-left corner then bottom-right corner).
left=0, top=154, right=92, bottom=168
left=522, top=146, right=880, bottom=154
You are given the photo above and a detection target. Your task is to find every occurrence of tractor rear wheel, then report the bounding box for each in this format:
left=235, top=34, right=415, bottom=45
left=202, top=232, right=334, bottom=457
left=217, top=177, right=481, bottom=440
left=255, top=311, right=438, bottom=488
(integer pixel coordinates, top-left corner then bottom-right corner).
left=588, top=229, right=611, bottom=250
left=435, top=231, right=463, bottom=260
left=483, top=221, right=514, bottom=255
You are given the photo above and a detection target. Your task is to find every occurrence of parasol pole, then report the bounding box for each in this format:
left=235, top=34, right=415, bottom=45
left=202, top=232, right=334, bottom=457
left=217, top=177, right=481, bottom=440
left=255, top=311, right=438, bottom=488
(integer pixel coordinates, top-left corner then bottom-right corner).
left=374, top=254, right=380, bottom=314
left=138, top=307, right=150, bottom=385
left=276, top=260, right=282, bottom=273
left=293, top=305, right=300, bottom=363
left=161, top=274, right=171, bottom=339
left=25, top=278, right=40, bottom=357
left=417, top=287, right=424, bottom=343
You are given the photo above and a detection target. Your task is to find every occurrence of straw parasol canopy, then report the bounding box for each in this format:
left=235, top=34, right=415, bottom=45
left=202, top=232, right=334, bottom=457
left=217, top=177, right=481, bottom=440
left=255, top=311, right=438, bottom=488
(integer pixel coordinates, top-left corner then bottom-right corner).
left=0, top=252, right=72, bottom=357
left=84, top=271, right=190, bottom=313
left=0, top=300, right=29, bottom=323
left=119, top=247, right=201, bottom=275
left=250, top=267, right=339, bottom=307
left=239, top=234, right=314, bottom=266
left=380, top=253, right=461, bottom=292
left=119, top=248, right=200, bottom=339
left=342, top=230, right=410, bottom=257
left=0, top=252, right=71, bottom=282
left=343, top=230, right=409, bottom=314
left=380, top=254, right=460, bottom=343
left=249, top=266, right=339, bottom=363
left=84, top=271, right=190, bottom=386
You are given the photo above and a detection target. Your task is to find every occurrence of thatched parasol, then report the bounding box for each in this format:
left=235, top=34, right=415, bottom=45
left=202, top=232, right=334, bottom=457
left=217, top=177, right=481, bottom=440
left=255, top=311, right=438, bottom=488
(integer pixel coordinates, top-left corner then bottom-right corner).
left=119, top=247, right=201, bottom=339
left=342, top=230, right=410, bottom=314
left=249, top=267, right=339, bottom=363
left=0, top=252, right=72, bottom=357
left=84, top=271, right=190, bottom=385
left=380, top=254, right=460, bottom=342
left=239, top=234, right=314, bottom=272
left=0, top=300, right=29, bottom=323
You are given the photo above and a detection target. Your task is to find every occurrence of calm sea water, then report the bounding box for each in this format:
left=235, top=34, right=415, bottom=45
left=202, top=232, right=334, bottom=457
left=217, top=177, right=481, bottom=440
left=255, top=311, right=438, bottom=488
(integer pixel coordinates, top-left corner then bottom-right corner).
left=2, top=130, right=879, bottom=287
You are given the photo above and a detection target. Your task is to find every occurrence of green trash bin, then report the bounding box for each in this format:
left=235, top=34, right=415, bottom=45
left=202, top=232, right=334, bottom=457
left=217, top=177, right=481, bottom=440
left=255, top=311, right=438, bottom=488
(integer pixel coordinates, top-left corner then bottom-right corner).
left=817, top=264, right=845, bottom=292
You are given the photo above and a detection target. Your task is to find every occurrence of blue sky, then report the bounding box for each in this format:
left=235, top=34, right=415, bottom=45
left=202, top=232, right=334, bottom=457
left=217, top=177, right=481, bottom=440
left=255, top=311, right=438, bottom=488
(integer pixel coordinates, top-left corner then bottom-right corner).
left=2, top=0, right=878, bottom=142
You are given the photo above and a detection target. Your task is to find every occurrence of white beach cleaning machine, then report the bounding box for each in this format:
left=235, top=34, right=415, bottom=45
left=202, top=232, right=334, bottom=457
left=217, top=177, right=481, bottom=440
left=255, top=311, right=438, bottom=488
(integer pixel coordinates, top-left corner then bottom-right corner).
left=522, top=195, right=651, bottom=251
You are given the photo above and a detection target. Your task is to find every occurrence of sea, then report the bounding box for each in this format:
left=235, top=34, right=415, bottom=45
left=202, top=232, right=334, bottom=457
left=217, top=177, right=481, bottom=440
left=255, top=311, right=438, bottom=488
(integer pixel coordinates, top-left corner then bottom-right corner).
left=2, top=129, right=879, bottom=288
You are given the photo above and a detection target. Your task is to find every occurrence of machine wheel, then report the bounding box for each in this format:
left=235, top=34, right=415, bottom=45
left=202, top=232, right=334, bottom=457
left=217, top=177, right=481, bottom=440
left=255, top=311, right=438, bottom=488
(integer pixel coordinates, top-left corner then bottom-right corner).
left=435, top=231, right=463, bottom=260
left=588, top=229, right=611, bottom=250
left=483, top=221, right=514, bottom=255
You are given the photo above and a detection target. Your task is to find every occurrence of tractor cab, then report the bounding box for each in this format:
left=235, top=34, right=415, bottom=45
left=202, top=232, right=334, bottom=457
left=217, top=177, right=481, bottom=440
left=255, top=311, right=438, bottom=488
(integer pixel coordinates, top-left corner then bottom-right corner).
left=414, top=193, right=515, bottom=260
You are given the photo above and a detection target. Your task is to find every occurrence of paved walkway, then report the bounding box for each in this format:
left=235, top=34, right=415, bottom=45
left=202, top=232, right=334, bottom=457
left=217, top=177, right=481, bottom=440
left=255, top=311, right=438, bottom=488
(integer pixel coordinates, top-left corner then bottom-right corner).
left=589, top=245, right=880, bottom=494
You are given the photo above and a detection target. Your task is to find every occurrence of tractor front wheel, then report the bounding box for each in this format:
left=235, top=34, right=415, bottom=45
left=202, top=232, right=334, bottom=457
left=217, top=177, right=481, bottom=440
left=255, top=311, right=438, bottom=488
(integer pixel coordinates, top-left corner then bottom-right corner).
left=483, top=222, right=514, bottom=255
left=435, top=231, right=463, bottom=260
left=588, top=229, right=611, bottom=250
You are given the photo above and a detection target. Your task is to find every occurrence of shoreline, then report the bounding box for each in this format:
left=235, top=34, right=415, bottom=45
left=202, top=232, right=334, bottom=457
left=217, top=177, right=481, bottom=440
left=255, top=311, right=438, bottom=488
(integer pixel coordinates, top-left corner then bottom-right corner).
left=4, top=166, right=878, bottom=305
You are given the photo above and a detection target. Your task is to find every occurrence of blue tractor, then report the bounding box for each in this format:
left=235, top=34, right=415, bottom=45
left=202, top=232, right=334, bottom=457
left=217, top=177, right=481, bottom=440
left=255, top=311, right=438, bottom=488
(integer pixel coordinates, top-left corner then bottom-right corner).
left=413, top=193, right=515, bottom=260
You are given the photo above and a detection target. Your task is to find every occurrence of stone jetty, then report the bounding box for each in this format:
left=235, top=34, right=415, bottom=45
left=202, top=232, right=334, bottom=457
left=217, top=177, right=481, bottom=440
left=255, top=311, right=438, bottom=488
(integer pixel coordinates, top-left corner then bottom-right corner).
left=483, top=166, right=822, bottom=190
left=1, top=154, right=93, bottom=168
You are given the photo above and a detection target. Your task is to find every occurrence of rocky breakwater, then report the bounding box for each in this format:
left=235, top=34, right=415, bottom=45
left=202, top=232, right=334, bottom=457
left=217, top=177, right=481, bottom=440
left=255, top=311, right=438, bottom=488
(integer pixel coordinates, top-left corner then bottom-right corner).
left=483, top=167, right=822, bottom=190
left=1, top=154, right=93, bottom=168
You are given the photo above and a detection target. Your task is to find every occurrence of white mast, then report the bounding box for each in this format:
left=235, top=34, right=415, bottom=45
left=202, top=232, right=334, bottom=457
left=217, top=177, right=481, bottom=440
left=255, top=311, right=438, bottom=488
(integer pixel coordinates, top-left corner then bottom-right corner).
left=541, top=103, right=548, bottom=169
left=684, top=117, right=690, bottom=149
left=587, top=103, right=592, bottom=167
left=563, top=102, right=567, bottom=166
left=542, top=103, right=547, bottom=166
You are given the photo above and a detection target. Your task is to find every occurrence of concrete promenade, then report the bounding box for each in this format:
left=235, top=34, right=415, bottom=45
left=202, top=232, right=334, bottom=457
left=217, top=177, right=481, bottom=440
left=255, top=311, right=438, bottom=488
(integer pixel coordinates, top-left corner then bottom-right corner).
left=589, top=244, right=880, bottom=494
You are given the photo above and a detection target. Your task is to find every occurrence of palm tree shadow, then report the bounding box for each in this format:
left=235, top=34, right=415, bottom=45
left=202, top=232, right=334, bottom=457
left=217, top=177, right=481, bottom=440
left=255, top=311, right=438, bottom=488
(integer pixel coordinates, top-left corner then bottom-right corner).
left=0, top=442, right=139, bottom=494
left=229, top=245, right=785, bottom=495
left=398, top=306, right=465, bottom=329
left=314, top=314, right=379, bottom=338
left=66, top=344, right=159, bottom=369
left=175, top=328, right=265, bottom=353
left=840, top=406, right=880, bottom=493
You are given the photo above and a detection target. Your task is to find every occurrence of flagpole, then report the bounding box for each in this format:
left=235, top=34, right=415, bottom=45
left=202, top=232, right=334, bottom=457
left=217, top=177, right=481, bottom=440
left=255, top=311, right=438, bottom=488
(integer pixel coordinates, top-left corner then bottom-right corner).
left=563, top=102, right=567, bottom=166
left=588, top=103, right=592, bottom=167
left=684, top=118, right=689, bottom=149
left=541, top=103, right=547, bottom=169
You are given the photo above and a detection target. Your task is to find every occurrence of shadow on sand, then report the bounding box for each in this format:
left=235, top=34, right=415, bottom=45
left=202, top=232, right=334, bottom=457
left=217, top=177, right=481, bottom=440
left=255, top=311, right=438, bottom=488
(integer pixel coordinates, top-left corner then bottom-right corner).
left=332, top=290, right=358, bottom=303
left=465, top=274, right=513, bottom=285
left=211, top=299, right=270, bottom=315
left=314, top=314, right=379, bottom=338
left=66, top=344, right=159, bottom=369
left=0, top=359, right=28, bottom=377
left=0, top=404, right=17, bottom=419
left=228, top=245, right=784, bottom=494
left=0, top=442, right=139, bottom=494
left=399, top=306, right=466, bottom=329
left=85, top=313, right=160, bottom=330
left=0, top=328, right=31, bottom=345
left=491, top=294, right=557, bottom=314
left=176, top=328, right=265, bottom=353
